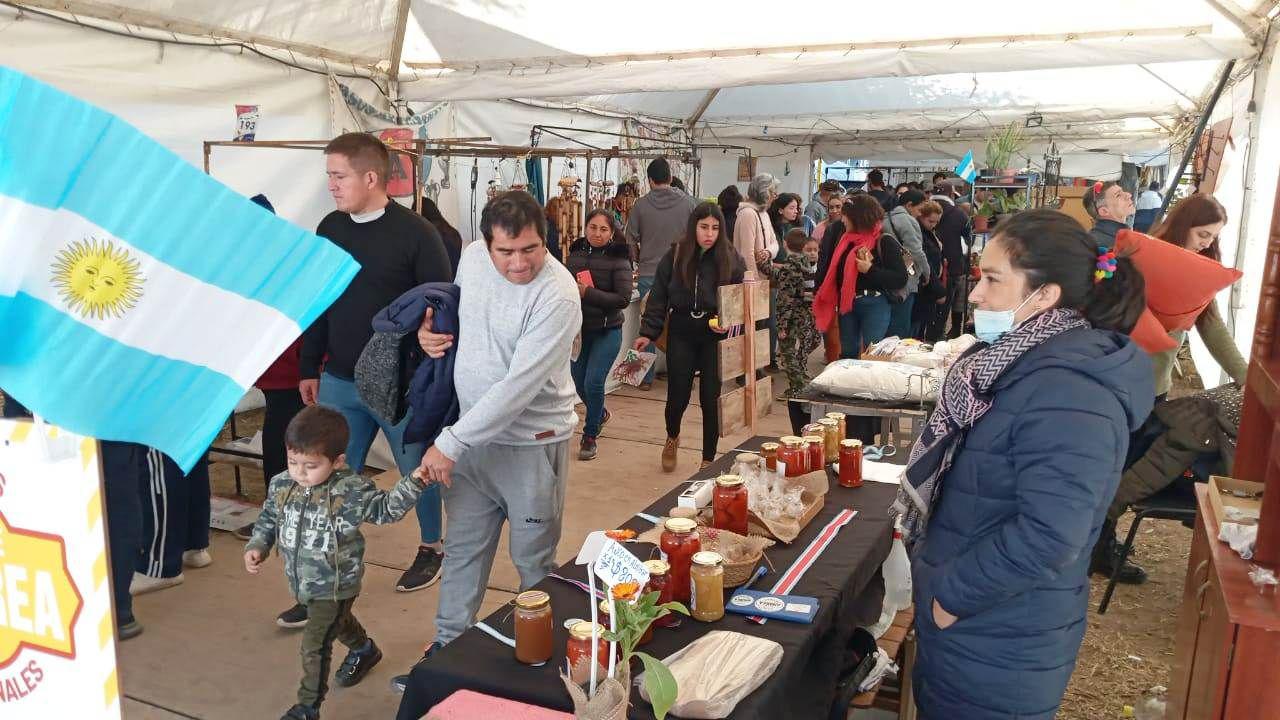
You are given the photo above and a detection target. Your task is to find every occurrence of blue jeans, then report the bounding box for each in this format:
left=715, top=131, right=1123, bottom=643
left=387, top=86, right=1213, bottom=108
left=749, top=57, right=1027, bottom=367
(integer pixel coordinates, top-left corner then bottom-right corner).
left=571, top=326, right=623, bottom=437
left=887, top=293, right=916, bottom=339
left=837, top=294, right=892, bottom=359
left=318, top=372, right=441, bottom=543
left=636, top=275, right=660, bottom=384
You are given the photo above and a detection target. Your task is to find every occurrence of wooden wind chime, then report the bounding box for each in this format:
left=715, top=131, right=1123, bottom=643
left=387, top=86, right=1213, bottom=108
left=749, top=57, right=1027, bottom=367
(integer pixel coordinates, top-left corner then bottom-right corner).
left=546, top=175, right=582, bottom=260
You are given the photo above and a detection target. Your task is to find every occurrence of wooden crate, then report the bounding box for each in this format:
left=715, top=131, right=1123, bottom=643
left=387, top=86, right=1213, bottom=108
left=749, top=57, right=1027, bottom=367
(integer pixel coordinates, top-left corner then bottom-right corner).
left=717, top=375, right=773, bottom=437
left=1208, top=475, right=1265, bottom=528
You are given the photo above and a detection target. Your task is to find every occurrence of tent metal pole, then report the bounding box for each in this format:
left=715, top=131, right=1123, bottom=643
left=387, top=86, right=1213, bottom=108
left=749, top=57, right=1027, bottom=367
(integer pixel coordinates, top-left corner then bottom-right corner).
left=1157, top=59, right=1237, bottom=223
left=686, top=89, right=720, bottom=130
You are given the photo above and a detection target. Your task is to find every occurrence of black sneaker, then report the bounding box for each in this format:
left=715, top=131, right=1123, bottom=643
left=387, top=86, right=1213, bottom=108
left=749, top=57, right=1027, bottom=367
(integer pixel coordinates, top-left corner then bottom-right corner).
left=390, top=641, right=442, bottom=694
left=118, top=617, right=144, bottom=641
left=396, top=547, right=443, bottom=592
left=1089, top=523, right=1147, bottom=585
left=579, top=436, right=598, bottom=461
left=233, top=522, right=255, bottom=542
left=335, top=639, right=382, bottom=687
left=280, top=704, right=319, bottom=720
left=276, top=603, right=308, bottom=629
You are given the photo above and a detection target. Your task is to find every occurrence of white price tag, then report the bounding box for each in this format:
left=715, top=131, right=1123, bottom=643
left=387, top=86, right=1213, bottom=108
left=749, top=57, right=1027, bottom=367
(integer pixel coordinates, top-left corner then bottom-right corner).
left=593, top=538, right=651, bottom=589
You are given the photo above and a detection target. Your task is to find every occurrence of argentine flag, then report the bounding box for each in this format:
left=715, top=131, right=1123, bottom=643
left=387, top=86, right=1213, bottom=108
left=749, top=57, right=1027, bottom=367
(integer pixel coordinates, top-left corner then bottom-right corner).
left=954, top=150, right=978, bottom=184
left=0, top=67, right=359, bottom=471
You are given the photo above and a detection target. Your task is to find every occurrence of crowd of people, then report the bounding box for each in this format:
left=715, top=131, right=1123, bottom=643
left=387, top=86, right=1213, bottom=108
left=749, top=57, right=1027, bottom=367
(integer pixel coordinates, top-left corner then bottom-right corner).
left=0, top=136, right=1251, bottom=720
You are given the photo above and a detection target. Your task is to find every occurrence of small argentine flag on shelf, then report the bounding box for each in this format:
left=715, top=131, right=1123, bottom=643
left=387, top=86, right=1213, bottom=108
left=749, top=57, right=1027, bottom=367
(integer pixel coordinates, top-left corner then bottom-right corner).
left=0, top=67, right=360, bottom=471
left=953, top=150, right=979, bottom=184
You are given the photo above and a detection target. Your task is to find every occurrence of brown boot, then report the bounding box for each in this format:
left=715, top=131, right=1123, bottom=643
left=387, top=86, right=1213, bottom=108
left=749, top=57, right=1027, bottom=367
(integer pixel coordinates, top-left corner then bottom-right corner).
left=699, top=460, right=712, bottom=470
left=662, top=437, right=679, bottom=472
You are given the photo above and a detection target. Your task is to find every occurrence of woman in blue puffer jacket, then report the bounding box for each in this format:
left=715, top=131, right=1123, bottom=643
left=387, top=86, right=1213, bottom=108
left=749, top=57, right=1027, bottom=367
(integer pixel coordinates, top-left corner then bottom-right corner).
left=893, top=210, right=1154, bottom=719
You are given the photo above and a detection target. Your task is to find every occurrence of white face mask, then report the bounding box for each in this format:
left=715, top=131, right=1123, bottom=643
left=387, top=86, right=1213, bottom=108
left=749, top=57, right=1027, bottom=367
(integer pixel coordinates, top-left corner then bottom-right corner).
left=973, top=286, right=1043, bottom=344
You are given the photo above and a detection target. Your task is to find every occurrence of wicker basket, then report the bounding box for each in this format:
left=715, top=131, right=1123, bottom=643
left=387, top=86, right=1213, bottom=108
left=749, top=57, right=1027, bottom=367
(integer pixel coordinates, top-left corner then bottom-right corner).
left=694, top=526, right=775, bottom=587
left=635, top=522, right=774, bottom=588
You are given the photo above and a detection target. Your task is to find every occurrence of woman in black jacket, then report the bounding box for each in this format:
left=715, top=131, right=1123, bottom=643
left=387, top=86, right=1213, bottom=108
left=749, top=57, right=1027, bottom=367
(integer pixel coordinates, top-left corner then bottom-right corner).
left=813, top=195, right=908, bottom=357
left=634, top=202, right=746, bottom=472
left=566, top=209, right=634, bottom=461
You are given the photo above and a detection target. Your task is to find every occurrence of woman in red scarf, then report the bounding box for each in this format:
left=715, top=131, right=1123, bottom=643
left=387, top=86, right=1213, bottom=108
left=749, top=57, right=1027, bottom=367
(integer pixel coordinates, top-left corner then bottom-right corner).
left=813, top=194, right=908, bottom=357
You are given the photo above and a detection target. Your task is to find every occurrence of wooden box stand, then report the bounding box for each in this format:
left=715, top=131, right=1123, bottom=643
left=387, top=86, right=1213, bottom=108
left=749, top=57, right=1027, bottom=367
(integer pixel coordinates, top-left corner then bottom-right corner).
left=1167, top=170, right=1280, bottom=717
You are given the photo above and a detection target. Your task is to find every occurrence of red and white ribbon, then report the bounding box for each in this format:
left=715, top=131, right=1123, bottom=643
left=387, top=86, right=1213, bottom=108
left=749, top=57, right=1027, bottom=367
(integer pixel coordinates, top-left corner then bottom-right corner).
left=748, top=508, right=858, bottom=623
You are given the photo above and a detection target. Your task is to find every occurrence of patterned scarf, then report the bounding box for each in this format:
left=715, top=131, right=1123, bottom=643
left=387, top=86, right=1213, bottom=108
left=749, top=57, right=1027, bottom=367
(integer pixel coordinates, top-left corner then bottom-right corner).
left=892, top=308, right=1091, bottom=544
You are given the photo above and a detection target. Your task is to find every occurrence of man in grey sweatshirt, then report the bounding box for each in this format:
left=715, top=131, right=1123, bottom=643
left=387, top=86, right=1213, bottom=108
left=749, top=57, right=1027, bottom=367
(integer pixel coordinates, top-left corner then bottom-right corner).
left=408, top=190, right=581, bottom=657
left=624, top=157, right=696, bottom=387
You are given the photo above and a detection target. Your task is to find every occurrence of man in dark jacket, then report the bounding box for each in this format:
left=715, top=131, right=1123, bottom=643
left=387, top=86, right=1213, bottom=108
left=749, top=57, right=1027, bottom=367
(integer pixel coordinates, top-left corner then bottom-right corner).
left=624, top=158, right=696, bottom=389
left=1083, top=180, right=1135, bottom=246
left=926, top=188, right=972, bottom=340
left=865, top=169, right=896, bottom=211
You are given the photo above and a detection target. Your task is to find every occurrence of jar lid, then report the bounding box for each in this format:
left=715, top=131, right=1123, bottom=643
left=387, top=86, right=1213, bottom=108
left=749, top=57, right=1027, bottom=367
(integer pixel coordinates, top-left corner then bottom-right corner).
left=825, top=411, right=846, bottom=419
left=515, top=590, right=550, bottom=610
left=643, top=559, right=670, bottom=575
left=599, top=599, right=613, bottom=614
left=735, top=453, right=758, bottom=463
left=840, top=439, right=864, bottom=448
left=779, top=435, right=803, bottom=444
left=664, top=517, right=697, bottom=533
left=759, top=442, right=780, bottom=451
left=715, top=474, right=744, bottom=487
left=817, top=418, right=838, bottom=427
left=569, top=621, right=604, bottom=639
left=802, top=435, right=824, bottom=443
left=691, top=551, right=723, bottom=566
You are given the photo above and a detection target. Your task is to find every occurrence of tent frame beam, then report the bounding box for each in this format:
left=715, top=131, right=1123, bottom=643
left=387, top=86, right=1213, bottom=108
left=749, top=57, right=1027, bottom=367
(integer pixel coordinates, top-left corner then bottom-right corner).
left=686, top=89, right=720, bottom=130
left=386, top=0, right=412, bottom=86
left=403, top=24, right=1214, bottom=72
left=1159, top=59, right=1238, bottom=222
left=9, top=0, right=379, bottom=70
left=1203, top=0, right=1271, bottom=41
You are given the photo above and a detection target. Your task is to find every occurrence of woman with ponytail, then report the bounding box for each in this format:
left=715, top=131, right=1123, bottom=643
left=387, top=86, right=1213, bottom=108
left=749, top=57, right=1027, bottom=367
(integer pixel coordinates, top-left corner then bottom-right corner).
left=894, top=210, right=1154, bottom=720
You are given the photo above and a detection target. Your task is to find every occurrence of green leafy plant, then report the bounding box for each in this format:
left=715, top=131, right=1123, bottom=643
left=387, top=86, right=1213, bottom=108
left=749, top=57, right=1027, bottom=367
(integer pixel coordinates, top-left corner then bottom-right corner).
left=984, top=122, right=1027, bottom=171
left=603, top=588, right=689, bottom=720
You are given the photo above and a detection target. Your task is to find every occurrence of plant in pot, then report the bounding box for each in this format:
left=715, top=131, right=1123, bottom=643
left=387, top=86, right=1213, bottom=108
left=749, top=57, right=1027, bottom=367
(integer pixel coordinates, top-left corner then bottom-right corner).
left=563, top=582, right=689, bottom=720
left=984, top=122, right=1026, bottom=182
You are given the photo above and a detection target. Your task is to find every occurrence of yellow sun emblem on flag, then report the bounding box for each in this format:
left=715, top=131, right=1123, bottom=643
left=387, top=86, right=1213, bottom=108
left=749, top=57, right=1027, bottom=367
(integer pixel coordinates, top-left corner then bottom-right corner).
left=50, top=237, right=145, bottom=320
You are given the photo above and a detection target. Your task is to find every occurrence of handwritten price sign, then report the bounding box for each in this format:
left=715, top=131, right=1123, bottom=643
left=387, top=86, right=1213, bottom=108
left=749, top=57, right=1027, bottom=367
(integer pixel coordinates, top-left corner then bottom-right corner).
left=593, top=538, right=650, bottom=589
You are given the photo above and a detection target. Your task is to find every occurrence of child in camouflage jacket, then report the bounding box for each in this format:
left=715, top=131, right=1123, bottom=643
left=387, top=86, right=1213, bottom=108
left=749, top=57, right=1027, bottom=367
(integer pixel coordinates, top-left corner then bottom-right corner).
left=245, top=406, right=430, bottom=720
left=773, top=229, right=822, bottom=396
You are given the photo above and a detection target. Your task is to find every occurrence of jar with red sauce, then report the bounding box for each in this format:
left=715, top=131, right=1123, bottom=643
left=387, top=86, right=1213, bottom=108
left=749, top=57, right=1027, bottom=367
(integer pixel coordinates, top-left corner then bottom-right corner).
left=659, top=518, right=701, bottom=604
left=778, top=436, right=805, bottom=476
left=713, top=475, right=749, bottom=535
left=566, top=621, right=610, bottom=683
left=839, top=439, right=864, bottom=488
left=803, top=435, right=825, bottom=472
left=643, top=559, right=675, bottom=627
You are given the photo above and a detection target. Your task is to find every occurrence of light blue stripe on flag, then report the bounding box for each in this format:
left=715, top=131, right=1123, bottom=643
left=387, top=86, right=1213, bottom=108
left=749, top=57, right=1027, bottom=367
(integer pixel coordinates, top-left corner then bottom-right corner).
left=953, top=150, right=978, bottom=184
left=0, top=292, right=243, bottom=469
left=0, top=66, right=354, bottom=329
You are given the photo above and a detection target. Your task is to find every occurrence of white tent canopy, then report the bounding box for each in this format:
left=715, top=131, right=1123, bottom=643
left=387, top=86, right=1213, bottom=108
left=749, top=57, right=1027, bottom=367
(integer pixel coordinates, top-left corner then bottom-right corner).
left=2, top=0, right=1278, bottom=384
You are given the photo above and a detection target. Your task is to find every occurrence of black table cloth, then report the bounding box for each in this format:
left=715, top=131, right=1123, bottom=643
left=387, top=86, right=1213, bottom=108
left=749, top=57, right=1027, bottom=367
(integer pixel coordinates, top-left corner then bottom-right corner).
left=398, top=436, right=897, bottom=720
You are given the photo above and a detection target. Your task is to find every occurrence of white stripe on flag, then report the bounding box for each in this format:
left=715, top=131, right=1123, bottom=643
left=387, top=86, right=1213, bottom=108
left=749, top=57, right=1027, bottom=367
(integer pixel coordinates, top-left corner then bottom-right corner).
left=0, top=197, right=300, bottom=388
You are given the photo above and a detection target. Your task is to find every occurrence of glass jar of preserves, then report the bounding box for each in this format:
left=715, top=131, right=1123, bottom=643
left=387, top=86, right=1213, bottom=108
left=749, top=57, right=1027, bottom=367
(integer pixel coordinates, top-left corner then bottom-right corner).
left=803, top=434, right=825, bottom=471
left=839, top=439, right=864, bottom=488
left=513, top=590, right=553, bottom=665
left=818, top=418, right=841, bottom=464
left=759, top=442, right=780, bottom=472
left=659, top=518, right=701, bottom=604
left=778, top=436, right=806, bottom=477
left=731, top=453, right=760, bottom=478
left=825, top=412, right=847, bottom=440
left=690, top=551, right=726, bottom=622
left=713, top=474, right=749, bottom=535
left=566, top=621, right=610, bottom=683
left=643, top=559, right=674, bottom=627
left=801, top=422, right=825, bottom=440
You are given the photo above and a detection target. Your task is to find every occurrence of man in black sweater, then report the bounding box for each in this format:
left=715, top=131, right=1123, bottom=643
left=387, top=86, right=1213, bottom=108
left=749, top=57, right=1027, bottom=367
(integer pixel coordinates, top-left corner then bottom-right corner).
left=925, top=186, right=973, bottom=340
left=294, top=133, right=452, bottom=625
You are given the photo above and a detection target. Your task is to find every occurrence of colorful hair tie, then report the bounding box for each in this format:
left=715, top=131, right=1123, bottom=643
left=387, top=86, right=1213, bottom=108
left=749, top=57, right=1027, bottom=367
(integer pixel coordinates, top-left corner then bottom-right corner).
left=1092, top=180, right=1104, bottom=195
left=1094, top=245, right=1117, bottom=283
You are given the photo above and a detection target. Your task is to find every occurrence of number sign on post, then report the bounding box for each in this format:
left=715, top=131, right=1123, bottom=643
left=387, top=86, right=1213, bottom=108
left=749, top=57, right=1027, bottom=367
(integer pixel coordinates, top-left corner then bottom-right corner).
left=593, top=538, right=651, bottom=589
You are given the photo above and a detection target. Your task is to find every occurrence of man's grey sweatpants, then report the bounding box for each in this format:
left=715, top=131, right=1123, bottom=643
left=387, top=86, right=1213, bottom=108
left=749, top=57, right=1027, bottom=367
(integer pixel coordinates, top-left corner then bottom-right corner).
left=434, top=440, right=569, bottom=645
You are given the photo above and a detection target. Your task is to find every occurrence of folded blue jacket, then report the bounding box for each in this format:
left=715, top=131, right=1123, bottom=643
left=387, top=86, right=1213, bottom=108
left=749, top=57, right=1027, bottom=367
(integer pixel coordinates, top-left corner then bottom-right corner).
left=368, top=282, right=460, bottom=448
